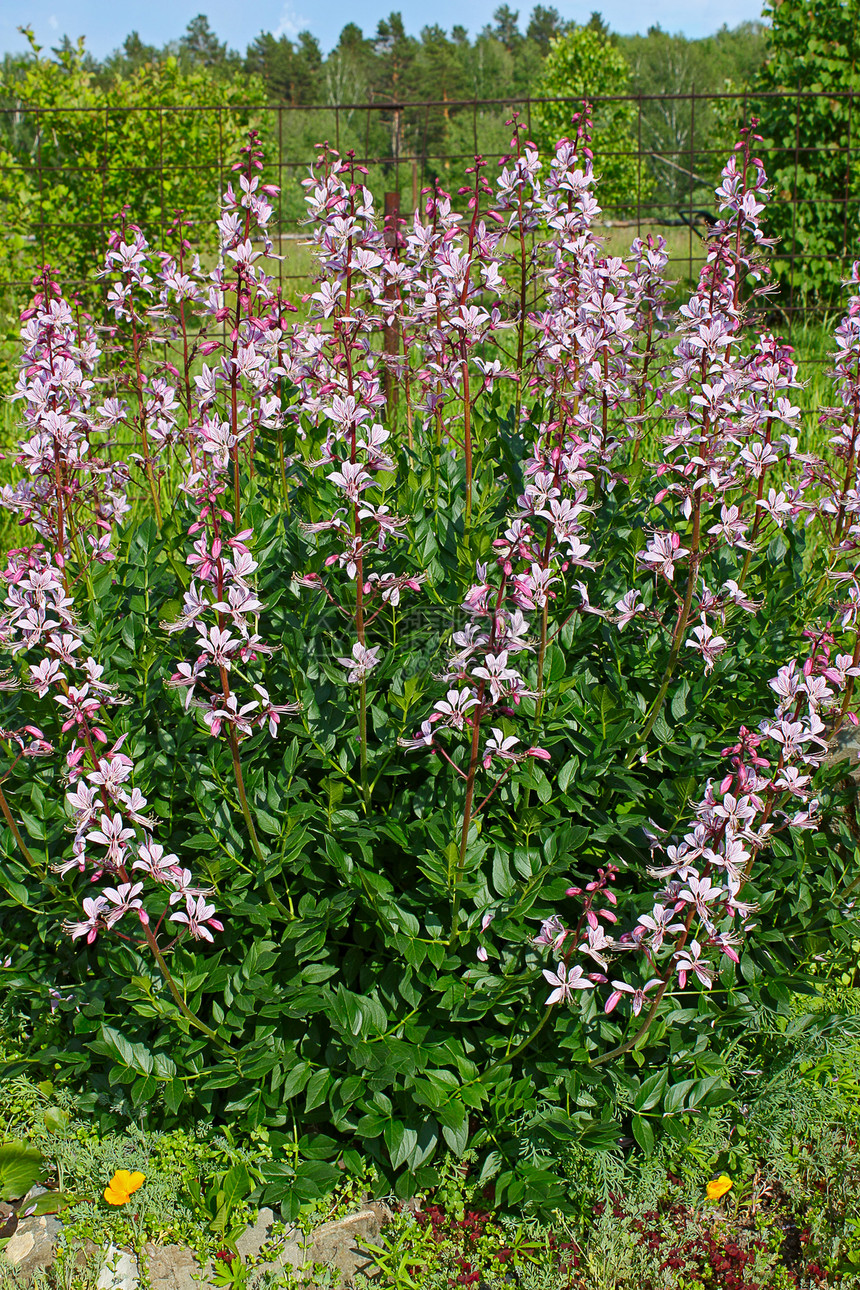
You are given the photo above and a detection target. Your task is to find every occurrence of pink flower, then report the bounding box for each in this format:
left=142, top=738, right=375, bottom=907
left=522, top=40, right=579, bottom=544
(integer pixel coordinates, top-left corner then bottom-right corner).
left=604, top=978, right=662, bottom=1016
left=169, top=895, right=224, bottom=943
left=336, top=642, right=381, bottom=684
left=543, top=962, right=595, bottom=1006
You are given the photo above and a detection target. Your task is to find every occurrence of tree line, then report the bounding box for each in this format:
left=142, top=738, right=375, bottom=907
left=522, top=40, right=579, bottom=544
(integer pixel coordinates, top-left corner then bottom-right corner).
left=0, top=0, right=856, bottom=313
left=1, top=9, right=768, bottom=109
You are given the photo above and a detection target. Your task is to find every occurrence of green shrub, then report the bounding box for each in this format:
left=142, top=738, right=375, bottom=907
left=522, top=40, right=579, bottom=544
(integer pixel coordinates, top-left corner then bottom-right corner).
left=749, top=0, right=860, bottom=313
left=0, top=31, right=268, bottom=309
left=533, top=28, right=641, bottom=211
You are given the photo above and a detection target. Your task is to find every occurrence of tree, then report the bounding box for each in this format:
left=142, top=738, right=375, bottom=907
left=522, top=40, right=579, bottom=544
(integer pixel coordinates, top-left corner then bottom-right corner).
left=585, top=12, right=610, bottom=39
left=751, top=0, right=860, bottom=309
left=534, top=26, right=641, bottom=211
left=526, top=6, right=566, bottom=55
left=245, top=29, right=321, bottom=104
left=617, top=20, right=767, bottom=209
left=374, top=11, right=416, bottom=101
left=0, top=29, right=268, bottom=318
left=414, top=26, right=467, bottom=108
left=489, top=5, right=523, bottom=53
left=179, top=15, right=230, bottom=69
left=325, top=23, right=373, bottom=105
left=119, top=31, right=160, bottom=71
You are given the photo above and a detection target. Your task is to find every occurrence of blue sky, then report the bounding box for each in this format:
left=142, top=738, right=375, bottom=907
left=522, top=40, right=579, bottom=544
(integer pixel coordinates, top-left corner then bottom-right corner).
left=1, top=0, right=767, bottom=61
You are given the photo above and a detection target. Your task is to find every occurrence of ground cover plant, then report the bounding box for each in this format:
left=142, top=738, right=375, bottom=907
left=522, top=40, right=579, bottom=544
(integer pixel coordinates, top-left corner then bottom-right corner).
left=4, top=992, right=860, bottom=1287
left=2, top=108, right=860, bottom=1246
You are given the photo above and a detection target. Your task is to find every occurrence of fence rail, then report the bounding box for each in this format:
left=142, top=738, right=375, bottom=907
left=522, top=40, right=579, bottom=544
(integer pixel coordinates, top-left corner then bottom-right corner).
left=0, top=89, right=856, bottom=329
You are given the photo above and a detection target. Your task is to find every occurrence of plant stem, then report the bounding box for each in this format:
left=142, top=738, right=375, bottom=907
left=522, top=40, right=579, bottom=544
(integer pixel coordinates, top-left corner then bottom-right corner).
left=1, top=768, right=230, bottom=1053
left=637, top=477, right=704, bottom=748
left=514, top=195, right=528, bottom=421
left=0, top=781, right=39, bottom=870
left=141, top=927, right=227, bottom=1048
left=129, top=307, right=163, bottom=530
left=462, top=356, right=473, bottom=523
left=590, top=905, right=697, bottom=1068
left=277, top=423, right=290, bottom=512
left=359, top=678, right=369, bottom=806
left=449, top=684, right=486, bottom=945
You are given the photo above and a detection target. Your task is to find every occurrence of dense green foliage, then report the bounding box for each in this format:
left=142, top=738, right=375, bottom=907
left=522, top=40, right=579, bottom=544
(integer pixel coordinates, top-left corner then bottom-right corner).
left=0, top=30, right=266, bottom=307
left=5, top=995, right=860, bottom=1283
left=533, top=27, right=640, bottom=210
left=749, top=0, right=860, bottom=311
left=2, top=4, right=860, bottom=1256
left=1, top=118, right=860, bottom=1225
left=0, top=10, right=768, bottom=113
left=0, top=10, right=770, bottom=248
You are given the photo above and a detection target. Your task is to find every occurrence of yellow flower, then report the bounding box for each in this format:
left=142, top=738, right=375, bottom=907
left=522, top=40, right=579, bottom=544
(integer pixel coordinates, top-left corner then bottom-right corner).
left=103, top=1169, right=146, bottom=1206
left=706, top=1174, right=733, bottom=1201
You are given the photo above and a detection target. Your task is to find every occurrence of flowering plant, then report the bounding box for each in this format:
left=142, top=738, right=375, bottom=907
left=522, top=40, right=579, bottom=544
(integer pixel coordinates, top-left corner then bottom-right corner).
left=1, top=114, right=859, bottom=1212
left=104, top=1169, right=146, bottom=1206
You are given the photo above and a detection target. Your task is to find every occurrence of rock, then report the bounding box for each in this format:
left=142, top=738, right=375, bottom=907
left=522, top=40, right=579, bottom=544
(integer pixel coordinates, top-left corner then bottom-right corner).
left=253, top=1234, right=307, bottom=1284
left=1, top=1213, right=63, bottom=1278
left=72, top=1239, right=102, bottom=1271
left=310, top=1209, right=382, bottom=1282
left=144, top=1243, right=214, bottom=1290
left=2, top=1230, right=35, bottom=1267
left=0, top=1203, right=17, bottom=1240
left=23, top=1187, right=51, bottom=1203
left=235, top=1207, right=276, bottom=1259
left=823, top=724, right=860, bottom=781
left=96, top=1244, right=139, bottom=1290
left=365, top=1201, right=395, bottom=1228
left=253, top=1208, right=382, bottom=1287
left=0, top=1204, right=388, bottom=1288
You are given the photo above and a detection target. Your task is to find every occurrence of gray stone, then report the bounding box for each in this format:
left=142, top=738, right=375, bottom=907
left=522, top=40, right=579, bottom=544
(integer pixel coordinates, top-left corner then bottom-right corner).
left=235, top=1207, right=276, bottom=1259
left=824, top=725, right=860, bottom=781
left=1, top=1213, right=63, bottom=1278
left=311, top=1209, right=382, bottom=1281
left=364, top=1201, right=395, bottom=1229
left=96, top=1244, right=139, bottom=1290
left=253, top=1237, right=306, bottom=1285
left=144, top=1242, right=214, bottom=1290
left=0, top=1204, right=389, bottom=1288
left=252, top=1209, right=382, bottom=1287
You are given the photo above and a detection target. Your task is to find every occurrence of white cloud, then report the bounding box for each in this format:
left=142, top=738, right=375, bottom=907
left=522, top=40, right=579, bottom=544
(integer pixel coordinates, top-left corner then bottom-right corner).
left=274, top=2, right=307, bottom=40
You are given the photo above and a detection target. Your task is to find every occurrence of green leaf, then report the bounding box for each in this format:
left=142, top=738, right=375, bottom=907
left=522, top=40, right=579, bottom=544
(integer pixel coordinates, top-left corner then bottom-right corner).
left=663, top=1080, right=697, bottom=1116
left=0, top=1141, right=44, bottom=1201
left=632, top=1069, right=667, bottom=1113
left=492, top=851, right=516, bottom=898
left=280, top=1062, right=313, bottom=1100
left=305, top=1068, right=330, bottom=1112
left=477, top=1150, right=502, bottom=1184
left=42, top=1106, right=69, bottom=1133
left=631, top=1114, right=654, bottom=1157
left=164, top=1079, right=186, bottom=1114
left=28, top=1191, right=72, bottom=1216
left=558, top=759, right=577, bottom=793
left=670, top=679, right=690, bottom=720
left=212, top=1163, right=252, bottom=1233
left=440, top=1111, right=469, bottom=1157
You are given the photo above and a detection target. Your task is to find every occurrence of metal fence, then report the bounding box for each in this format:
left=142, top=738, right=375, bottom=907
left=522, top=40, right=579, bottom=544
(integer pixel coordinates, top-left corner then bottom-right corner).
left=0, top=89, right=856, bottom=328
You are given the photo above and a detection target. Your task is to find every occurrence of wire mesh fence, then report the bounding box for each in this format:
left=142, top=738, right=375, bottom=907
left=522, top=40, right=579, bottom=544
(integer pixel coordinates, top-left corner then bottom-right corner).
left=0, top=89, right=856, bottom=329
